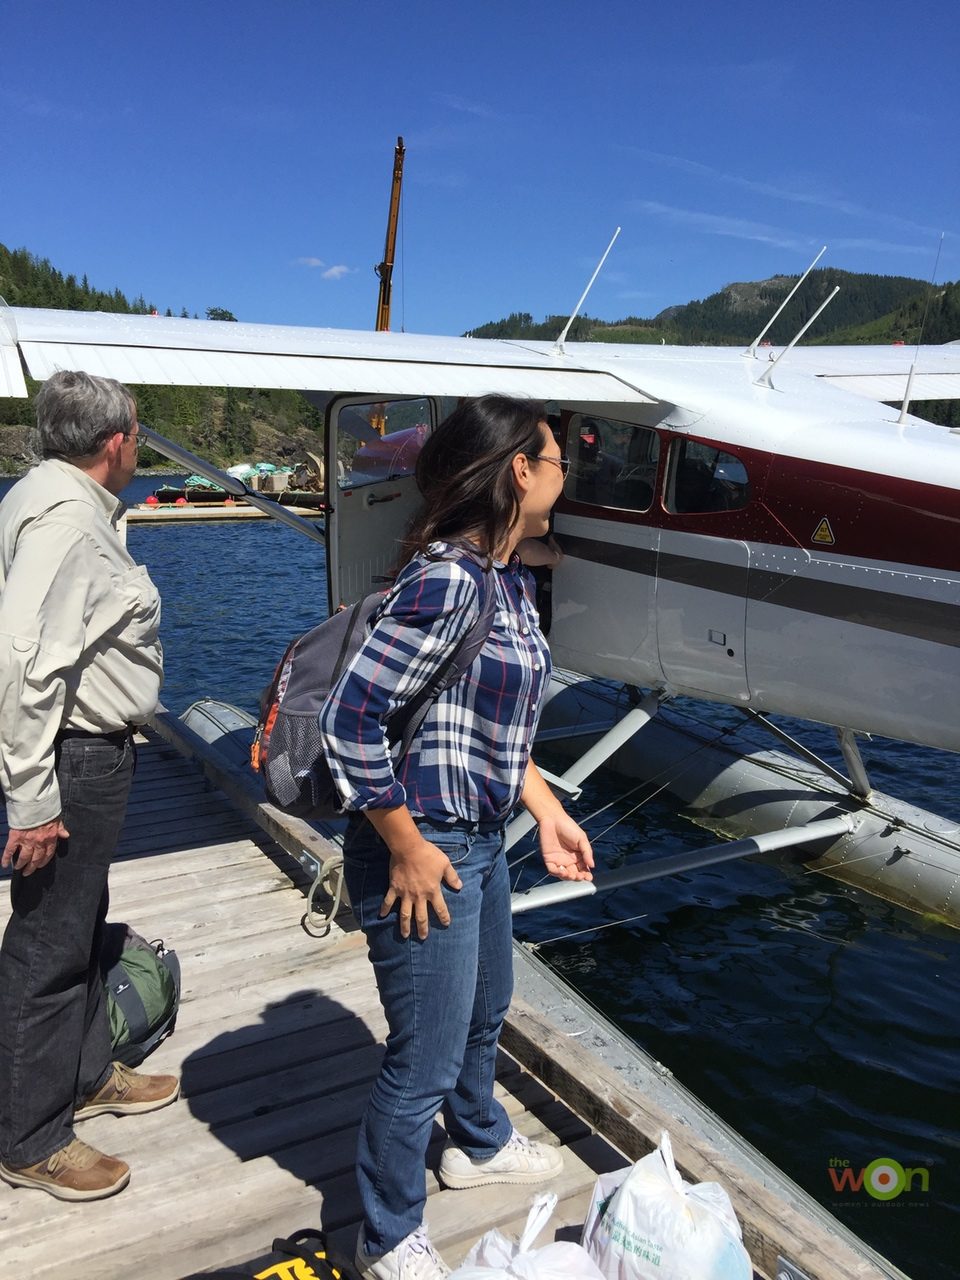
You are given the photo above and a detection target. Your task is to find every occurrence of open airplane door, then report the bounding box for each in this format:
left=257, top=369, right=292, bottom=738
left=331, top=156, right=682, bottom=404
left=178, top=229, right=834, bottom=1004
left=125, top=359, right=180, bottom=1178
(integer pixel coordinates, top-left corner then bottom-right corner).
left=325, top=395, right=443, bottom=613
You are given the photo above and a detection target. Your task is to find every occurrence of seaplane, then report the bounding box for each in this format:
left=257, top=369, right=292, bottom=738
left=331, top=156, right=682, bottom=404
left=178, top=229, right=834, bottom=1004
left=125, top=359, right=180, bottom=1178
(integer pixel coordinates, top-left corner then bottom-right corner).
left=2, top=251, right=960, bottom=924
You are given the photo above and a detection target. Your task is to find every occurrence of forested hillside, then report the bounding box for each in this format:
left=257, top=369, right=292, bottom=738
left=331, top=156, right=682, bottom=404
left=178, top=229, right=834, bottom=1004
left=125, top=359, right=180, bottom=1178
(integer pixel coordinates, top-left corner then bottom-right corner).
left=466, top=270, right=960, bottom=427
left=0, top=245, right=324, bottom=470
left=466, top=270, right=960, bottom=347
left=2, top=245, right=958, bottom=469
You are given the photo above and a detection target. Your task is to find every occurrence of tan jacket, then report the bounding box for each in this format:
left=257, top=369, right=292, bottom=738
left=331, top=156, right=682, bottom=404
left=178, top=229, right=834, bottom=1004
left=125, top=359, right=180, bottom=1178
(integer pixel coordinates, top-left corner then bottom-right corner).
left=0, top=459, right=163, bottom=828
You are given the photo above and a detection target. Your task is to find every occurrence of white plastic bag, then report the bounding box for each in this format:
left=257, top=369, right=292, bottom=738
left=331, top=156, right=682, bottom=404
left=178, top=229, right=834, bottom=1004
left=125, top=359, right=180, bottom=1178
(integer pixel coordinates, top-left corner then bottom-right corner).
left=451, top=1192, right=606, bottom=1280
left=581, top=1132, right=753, bottom=1280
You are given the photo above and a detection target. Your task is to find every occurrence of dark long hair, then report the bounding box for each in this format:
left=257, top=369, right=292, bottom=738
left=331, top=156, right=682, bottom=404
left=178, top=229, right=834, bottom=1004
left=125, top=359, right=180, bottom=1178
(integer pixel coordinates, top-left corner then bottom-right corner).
left=399, top=395, right=547, bottom=567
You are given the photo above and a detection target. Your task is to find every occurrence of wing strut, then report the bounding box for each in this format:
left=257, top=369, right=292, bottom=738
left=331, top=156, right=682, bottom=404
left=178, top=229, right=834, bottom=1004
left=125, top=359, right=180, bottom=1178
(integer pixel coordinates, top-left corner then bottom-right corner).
left=510, top=814, right=855, bottom=914
left=741, top=709, right=871, bottom=800
left=836, top=728, right=873, bottom=800
left=505, top=689, right=663, bottom=853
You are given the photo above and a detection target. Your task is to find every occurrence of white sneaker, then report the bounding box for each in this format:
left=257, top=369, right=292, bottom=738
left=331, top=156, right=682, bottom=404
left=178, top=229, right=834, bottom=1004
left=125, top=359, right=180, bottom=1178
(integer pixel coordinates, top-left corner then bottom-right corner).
left=355, top=1225, right=451, bottom=1280
left=438, top=1128, right=564, bottom=1189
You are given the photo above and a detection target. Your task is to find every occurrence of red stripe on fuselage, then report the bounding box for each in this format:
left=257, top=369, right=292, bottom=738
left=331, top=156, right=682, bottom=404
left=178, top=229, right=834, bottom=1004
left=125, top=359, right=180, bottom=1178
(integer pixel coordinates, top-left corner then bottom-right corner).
left=556, top=435, right=960, bottom=575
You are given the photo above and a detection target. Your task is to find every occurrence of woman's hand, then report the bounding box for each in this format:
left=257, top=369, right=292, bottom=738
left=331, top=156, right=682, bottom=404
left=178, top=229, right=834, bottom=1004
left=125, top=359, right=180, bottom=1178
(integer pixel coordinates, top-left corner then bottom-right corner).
left=539, top=812, right=594, bottom=882
left=522, top=761, right=594, bottom=882
left=381, top=836, right=463, bottom=940
left=362, top=807, right=463, bottom=940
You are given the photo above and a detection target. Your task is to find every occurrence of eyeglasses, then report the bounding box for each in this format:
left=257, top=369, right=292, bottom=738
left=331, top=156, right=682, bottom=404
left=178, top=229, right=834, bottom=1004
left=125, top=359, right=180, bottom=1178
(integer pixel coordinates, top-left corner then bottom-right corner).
left=528, top=453, right=570, bottom=476
left=122, top=424, right=144, bottom=451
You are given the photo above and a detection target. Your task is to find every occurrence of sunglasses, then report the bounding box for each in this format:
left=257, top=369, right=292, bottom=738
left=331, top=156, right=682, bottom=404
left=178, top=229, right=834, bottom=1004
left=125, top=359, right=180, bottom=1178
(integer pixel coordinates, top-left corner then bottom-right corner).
left=528, top=453, right=571, bottom=476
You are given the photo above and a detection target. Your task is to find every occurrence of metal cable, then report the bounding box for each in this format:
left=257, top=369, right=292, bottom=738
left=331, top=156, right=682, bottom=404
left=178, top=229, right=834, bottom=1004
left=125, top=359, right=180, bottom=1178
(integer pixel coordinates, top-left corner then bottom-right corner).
left=528, top=910, right=651, bottom=948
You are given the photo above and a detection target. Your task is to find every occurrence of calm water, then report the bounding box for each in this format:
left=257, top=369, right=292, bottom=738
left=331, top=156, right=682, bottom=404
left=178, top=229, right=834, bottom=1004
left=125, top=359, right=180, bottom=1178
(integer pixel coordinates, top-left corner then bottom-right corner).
left=4, top=473, right=958, bottom=1278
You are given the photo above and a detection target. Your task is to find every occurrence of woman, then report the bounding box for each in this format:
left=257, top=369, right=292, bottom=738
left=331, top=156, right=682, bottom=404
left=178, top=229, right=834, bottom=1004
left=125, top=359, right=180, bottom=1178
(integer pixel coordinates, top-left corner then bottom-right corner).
left=319, top=395, right=593, bottom=1280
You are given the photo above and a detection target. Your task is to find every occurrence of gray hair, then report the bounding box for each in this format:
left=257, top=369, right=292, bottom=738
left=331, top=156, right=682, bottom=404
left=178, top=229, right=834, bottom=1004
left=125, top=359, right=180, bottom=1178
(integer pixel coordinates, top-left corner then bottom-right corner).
left=30, top=370, right=136, bottom=460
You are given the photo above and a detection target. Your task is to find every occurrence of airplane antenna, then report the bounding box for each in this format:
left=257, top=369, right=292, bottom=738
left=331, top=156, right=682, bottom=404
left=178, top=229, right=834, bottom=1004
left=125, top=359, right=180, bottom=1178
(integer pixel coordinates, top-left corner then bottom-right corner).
left=754, top=285, right=840, bottom=389
left=898, top=231, right=944, bottom=424
left=553, top=226, right=621, bottom=356
left=745, top=246, right=826, bottom=358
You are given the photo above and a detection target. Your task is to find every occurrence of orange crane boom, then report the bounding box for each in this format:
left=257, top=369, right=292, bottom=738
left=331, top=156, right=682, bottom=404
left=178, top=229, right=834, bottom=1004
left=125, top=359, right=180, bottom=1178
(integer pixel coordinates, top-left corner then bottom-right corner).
left=375, top=136, right=405, bottom=332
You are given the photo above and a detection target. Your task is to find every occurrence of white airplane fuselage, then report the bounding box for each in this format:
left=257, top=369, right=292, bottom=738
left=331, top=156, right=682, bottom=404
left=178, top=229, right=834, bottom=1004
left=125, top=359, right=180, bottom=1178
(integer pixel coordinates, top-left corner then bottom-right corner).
left=327, top=355, right=960, bottom=756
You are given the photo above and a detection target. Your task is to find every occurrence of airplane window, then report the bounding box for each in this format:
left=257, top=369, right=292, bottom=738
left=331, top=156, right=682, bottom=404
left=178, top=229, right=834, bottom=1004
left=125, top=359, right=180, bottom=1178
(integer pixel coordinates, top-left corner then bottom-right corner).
left=667, top=440, right=750, bottom=513
left=567, top=413, right=660, bottom=512
left=337, top=398, right=430, bottom=488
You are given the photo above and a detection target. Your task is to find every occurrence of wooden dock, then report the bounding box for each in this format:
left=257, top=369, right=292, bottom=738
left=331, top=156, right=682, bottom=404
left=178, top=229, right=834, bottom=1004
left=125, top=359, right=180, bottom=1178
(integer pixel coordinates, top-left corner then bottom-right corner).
left=125, top=503, right=323, bottom=524
left=0, top=726, right=911, bottom=1280
left=0, top=732, right=625, bottom=1279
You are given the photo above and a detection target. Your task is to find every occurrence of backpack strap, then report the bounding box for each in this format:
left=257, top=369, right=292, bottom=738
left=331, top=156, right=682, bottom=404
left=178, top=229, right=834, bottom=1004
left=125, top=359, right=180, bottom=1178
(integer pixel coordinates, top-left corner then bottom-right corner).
left=390, top=565, right=497, bottom=762
left=109, top=970, right=151, bottom=1046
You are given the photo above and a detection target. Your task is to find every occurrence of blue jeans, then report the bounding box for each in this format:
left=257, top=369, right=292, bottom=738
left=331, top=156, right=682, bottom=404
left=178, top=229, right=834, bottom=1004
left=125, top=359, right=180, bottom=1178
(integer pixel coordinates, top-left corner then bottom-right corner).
left=0, top=733, right=134, bottom=1166
left=344, top=818, right=514, bottom=1254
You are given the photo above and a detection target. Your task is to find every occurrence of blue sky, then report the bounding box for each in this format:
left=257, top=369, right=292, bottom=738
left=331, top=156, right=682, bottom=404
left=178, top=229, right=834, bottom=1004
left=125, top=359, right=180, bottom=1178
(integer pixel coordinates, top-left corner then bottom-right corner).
left=2, top=0, right=957, bottom=335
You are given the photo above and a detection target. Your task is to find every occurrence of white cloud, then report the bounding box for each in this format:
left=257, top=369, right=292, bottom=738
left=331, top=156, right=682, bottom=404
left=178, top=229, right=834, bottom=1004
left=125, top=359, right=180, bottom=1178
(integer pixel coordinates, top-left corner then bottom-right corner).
left=403, top=123, right=467, bottom=151
left=634, top=201, right=813, bottom=251
left=624, top=147, right=940, bottom=237
left=831, top=238, right=931, bottom=255
left=294, top=258, right=353, bottom=279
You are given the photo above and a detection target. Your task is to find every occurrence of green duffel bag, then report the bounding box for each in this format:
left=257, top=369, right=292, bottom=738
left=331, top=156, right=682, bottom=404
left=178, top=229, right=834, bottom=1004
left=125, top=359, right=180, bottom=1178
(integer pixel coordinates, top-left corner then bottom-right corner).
left=99, top=921, right=181, bottom=1066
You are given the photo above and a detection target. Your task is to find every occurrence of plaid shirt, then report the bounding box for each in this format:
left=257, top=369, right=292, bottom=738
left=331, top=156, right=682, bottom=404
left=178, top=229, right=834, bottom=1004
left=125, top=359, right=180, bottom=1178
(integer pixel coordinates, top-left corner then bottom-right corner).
left=318, top=542, right=551, bottom=825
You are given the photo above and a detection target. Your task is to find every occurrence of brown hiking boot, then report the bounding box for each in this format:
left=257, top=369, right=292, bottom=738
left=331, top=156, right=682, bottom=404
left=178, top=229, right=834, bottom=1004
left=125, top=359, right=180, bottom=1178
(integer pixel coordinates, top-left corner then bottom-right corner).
left=74, top=1061, right=180, bottom=1120
left=0, top=1138, right=130, bottom=1201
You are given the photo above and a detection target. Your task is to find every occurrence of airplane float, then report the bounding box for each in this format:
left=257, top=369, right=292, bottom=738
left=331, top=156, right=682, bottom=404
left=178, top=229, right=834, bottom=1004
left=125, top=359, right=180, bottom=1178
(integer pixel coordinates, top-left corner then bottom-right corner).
left=2, top=275, right=960, bottom=924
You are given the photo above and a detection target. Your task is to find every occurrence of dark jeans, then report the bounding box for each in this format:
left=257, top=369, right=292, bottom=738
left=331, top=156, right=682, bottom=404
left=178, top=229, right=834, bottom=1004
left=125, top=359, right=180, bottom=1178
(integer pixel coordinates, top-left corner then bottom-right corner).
left=0, top=733, right=135, bottom=1166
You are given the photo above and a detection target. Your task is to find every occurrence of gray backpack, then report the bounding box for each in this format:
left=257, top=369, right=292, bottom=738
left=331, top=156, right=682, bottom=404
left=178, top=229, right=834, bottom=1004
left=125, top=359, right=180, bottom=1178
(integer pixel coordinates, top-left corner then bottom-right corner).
left=251, top=569, right=496, bottom=819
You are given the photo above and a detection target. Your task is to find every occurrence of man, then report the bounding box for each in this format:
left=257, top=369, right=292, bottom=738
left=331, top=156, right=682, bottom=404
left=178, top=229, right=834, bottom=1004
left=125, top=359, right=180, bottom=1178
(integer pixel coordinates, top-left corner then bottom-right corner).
left=0, top=370, right=176, bottom=1202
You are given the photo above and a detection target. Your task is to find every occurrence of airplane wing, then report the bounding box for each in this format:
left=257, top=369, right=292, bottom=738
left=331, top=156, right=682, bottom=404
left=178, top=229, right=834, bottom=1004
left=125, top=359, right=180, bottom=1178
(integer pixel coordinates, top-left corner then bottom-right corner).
left=3, top=304, right=959, bottom=406
left=769, top=343, right=960, bottom=402
left=0, top=306, right=655, bottom=405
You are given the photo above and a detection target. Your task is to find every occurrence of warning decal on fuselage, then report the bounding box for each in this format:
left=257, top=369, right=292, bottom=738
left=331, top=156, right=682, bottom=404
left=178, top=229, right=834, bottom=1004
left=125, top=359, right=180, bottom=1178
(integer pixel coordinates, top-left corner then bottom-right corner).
left=812, top=517, right=835, bottom=545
